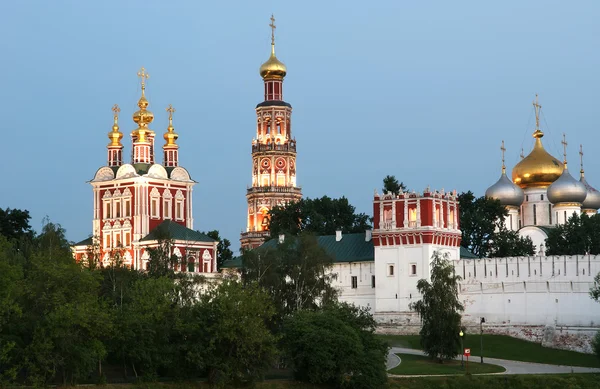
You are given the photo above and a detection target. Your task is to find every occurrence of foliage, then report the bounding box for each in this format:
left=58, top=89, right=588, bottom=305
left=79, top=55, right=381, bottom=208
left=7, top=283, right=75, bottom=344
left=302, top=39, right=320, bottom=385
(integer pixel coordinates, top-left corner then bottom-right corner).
left=460, top=191, right=535, bottom=258
left=281, top=303, right=388, bottom=389
left=0, top=208, right=33, bottom=242
left=410, top=251, right=463, bottom=362
left=382, top=175, right=406, bottom=195
left=201, top=230, right=233, bottom=270
left=267, top=196, right=371, bottom=238
left=241, top=233, right=338, bottom=321
left=146, top=238, right=180, bottom=278
left=592, top=331, right=600, bottom=361
left=546, top=213, right=600, bottom=256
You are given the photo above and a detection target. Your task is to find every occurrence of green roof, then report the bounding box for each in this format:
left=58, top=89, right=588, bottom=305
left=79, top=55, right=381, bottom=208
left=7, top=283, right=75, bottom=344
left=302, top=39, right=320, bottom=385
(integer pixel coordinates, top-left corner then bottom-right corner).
left=73, top=236, right=93, bottom=247
left=221, top=256, right=243, bottom=269
left=460, top=246, right=479, bottom=259
left=141, top=220, right=216, bottom=243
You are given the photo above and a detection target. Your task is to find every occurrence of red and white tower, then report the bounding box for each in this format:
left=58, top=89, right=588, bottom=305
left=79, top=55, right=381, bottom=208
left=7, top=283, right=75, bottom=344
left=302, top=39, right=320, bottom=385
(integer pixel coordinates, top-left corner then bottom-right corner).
left=73, top=68, right=218, bottom=273
left=240, top=15, right=302, bottom=249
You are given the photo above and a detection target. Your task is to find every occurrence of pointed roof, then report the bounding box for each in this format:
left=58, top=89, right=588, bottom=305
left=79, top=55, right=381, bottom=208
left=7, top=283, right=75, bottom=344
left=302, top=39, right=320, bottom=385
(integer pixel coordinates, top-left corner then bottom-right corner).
left=140, top=220, right=216, bottom=243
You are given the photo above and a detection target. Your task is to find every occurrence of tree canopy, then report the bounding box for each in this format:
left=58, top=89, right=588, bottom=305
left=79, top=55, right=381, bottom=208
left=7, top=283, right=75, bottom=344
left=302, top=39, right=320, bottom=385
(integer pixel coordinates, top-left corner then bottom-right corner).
left=267, top=196, right=371, bottom=238
left=410, top=251, right=464, bottom=362
left=201, top=230, right=233, bottom=270
left=459, top=191, right=535, bottom=258
left=382, top=175, right=406, bottom=195
left=0, top=208, right=33, bottom=242
left=545, top=213, right=600, bottom=256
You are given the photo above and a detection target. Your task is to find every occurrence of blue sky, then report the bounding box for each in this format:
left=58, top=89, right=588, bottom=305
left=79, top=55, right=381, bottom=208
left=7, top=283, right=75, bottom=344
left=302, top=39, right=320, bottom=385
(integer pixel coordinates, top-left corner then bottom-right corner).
left=1, top=1, right=598, bottom=251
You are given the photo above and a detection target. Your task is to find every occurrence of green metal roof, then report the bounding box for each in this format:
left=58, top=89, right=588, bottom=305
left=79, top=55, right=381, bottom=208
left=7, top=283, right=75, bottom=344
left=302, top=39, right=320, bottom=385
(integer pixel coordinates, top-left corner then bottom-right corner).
left=460, top=246, right=479, bottom=259
left=141, top=220, right=216, bottom=243
left=221, top=256, right=243, bottom=269
left=73, top=236, right=93, bottom=247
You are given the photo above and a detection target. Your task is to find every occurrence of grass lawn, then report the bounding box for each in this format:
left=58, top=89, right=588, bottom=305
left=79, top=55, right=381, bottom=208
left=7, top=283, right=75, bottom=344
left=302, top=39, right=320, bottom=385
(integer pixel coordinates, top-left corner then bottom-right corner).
left=387, top=374, right=600, bottom=389
left=378, top=334, right=600, bottom=368
left=388, top=353, right=505, bottom=375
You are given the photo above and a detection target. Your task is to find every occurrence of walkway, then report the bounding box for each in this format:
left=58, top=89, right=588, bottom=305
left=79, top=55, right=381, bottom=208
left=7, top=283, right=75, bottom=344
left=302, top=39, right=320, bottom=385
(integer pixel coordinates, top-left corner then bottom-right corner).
left=387, top=347, right=600, bottom=375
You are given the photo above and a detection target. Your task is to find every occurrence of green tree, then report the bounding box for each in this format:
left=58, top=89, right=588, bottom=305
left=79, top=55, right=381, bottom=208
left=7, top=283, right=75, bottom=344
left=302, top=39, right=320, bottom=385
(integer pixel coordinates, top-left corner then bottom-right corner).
left=410, top=251, right=463, bottom=362
left=242, top=233, right=337, bottom=320
left=546, top=213, right=600, bottom=256
left=146, top=237, right=180, bottom=278
left=488, top=227, right=535, bottom=258
left=0, top=208, right=33, bottom=242
left=268, top=196, right=371, bottom=238
left=282, top=303, right=388, bottom=389
left=459, top=191, right=506, bottom=258
left=382, top=175, right=406, bottom=195
left=202, top=230, right=233, bottom=270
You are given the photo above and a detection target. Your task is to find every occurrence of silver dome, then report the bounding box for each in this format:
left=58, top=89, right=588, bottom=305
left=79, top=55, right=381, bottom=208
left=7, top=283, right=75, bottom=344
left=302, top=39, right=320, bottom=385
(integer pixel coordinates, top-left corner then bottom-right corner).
left=485, top=171, right=524, bottom=207
left=547, top=167, right=587, bottom=204
left=580, top=174, right=600, bottom=210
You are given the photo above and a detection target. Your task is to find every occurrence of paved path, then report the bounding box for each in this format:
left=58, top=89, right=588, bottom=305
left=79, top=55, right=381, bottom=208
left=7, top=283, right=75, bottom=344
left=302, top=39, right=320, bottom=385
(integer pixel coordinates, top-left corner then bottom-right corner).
left=387, top=347, right=600, bottom=375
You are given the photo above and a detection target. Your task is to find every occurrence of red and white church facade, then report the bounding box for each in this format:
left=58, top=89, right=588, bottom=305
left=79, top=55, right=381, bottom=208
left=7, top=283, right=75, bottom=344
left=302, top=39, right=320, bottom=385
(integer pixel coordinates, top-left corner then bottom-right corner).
left=72, top=68, right=218, bottom=273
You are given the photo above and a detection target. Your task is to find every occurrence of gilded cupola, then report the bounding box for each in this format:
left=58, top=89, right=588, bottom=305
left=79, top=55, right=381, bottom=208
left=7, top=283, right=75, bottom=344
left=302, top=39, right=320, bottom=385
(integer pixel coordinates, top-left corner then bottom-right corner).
left=131, top=67, right=155, bottom=142
left=547, top=134, right=587, bottom=205
left=512, top=96, right=563, bottom=189
left=259, top=15, right=287, bottom=79
left=163, top=104, right=178, bottom=146
left=107, top=104, right=123, bottom=147
left=486, top=141, right=524, bottom=207
left=579, top=145, right=600, bottom=211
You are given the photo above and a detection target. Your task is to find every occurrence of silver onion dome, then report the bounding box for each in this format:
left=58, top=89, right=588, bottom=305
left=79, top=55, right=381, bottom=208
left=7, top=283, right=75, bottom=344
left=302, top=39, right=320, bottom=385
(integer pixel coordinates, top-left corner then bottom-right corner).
left=580, top=174, right=600, bottom=211
left=485, top=171, right=524, bottom=207
left=547, top=166, right=587, bottom=204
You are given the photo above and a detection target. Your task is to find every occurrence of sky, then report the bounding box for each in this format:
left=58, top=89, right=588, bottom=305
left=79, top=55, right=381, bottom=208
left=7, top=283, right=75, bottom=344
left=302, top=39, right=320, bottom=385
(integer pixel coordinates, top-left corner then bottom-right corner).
left=0, top=1, right=599, bottom=251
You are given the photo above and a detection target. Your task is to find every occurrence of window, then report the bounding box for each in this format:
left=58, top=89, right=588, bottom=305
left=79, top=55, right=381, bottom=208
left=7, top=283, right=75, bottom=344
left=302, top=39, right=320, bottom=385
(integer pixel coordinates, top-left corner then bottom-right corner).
left=410, top=264, right=417, bottom=276
left=541, top=194, right=544, bottom=201
left=151, top=198, right=159, bottom=218
left=187, top=259, right=195, bottom=273
left=114, top=200, right=121, bottom=218
left=564, top=210, right=567, bottom=222
left=533, top=204, right=537, bottom=225
left=125, top=199, right=131, bottom=217
left=164, top=199, right=171, bottom=219
left=351, top=276, right=358, bottom=289
left=125, top=232, right=131, bottom=246
left=115, top=233, right=121, bottom=247
left=388, top=265, right=395, bottom=276
left=549, top=204, right=552, bottom=224
left=175, top=200, right=184, bottom=221
left=371, top=275, right=375, bottom=288
left=105, top=234, right=111, bottom=249
left=526, top=195, right=529, bottom=201
left=104, top=201, right=111, bottom=219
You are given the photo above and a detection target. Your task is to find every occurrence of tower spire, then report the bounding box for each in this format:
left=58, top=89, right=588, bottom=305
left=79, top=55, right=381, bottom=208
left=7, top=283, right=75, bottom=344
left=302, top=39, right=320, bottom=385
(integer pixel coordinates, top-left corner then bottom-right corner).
left=501, top=140, right=506, bottom=174
left=579, top=144, right=584, bottom=177
left=131, top=67, right=155, bottom=164
left=532, top=94, right=544, bottom=138
left=269, top=14, right=276, bottom=55
left=107, top=104, right=124, bottom=167
left=137, top=67, right=149, bottom=97
left=520, top=147, right=524, bottom=159
left=163, top=104, right=179, bottom=167
left=561, top=133, right=568, bottom=167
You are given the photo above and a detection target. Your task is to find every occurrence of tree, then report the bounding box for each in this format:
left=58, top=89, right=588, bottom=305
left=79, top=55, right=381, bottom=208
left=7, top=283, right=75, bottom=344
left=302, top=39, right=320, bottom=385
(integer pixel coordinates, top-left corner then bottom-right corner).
left=201, top=230, right=233, bottom=270
left=0, top=208, right=33, bottom=242
left=268, top=196, right=371, bottom=238
left=146, top=237, right=180, bottom=278
left=488, top=227, right=535, bottom=258
left=281, top=303, right=388, bottom=389
left=410, top=251, right=463, bottom=362
left=241, top=233, right=338, bottom=321
left=546, top=213, right=600, bottom=256
left=382, top=175, right=406, bottom=195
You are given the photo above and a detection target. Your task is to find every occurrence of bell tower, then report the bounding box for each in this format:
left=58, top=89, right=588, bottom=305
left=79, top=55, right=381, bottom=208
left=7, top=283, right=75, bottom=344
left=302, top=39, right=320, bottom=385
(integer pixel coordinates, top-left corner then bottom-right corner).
left=240, top=15, right=302, bottom=249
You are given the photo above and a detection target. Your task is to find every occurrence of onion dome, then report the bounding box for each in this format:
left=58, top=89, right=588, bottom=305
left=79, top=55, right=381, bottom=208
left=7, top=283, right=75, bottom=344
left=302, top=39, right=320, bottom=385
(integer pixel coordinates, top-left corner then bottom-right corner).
left=259, top=15, right=287, bottom=79
left=107, top=104, right=123, bottom=147
left=579, top=145, right=600, bottom=211
left=163, top=104, right=179, bottom=146
left=547, top=135, right=587, bottom=205
left=131, top=67, right=155, bottom=142
left=512, top=96, right=563, bottom=188
left=486, top=141, right=524, bottom=207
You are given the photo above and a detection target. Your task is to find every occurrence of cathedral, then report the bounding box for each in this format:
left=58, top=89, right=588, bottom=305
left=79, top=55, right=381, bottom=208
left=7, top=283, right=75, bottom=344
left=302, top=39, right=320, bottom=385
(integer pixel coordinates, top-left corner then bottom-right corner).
left=485, top=96, right=600, bottom=253
left=72, top=68, right=218, bottom=274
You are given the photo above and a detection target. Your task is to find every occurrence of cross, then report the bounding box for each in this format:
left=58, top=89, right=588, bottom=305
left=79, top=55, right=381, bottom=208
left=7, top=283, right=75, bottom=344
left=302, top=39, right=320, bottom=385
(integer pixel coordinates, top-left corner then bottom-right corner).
left=166, top=104, right=176, bottom=124
left=137, top=67, right=150, bottom=91
left=112, top=104, right=120, bottom=117
left=269, top=14, right=276, bottom=46
left=520, top=147, right=524, bottom=159
left=579, top=144, right=584, bottom=172
left=561, top=133, right=568, bottom=163
left=500, top=140, right=506, bottom=167
left=533, top=94, right=541, bottom=131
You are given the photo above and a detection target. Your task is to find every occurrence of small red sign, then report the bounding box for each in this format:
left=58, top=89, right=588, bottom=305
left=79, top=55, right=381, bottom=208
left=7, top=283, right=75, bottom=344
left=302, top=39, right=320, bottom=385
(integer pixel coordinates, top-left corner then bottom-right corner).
left=464, top=348, right=471, bottom=356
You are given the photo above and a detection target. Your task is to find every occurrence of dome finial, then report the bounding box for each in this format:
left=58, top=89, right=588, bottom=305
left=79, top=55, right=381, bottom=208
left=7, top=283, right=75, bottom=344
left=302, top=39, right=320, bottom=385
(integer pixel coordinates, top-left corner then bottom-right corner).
left=269, top=14, right=276, bottom=55
left=137, top=67, right=149, bottom=97
left=500, top=140, right=506, bottom=174
left=579, top=144, right=585, bottom=177
left=561, top=133, right=568, bottom=167
left=532, top=94, right=544, bottom=138
left=520, top=147, right=524, bottom=159
left=164, top=104, right=178, bottom=146
left=108, top=104, right=123, bottom=146
left=260, top=15, right=287, bottom=79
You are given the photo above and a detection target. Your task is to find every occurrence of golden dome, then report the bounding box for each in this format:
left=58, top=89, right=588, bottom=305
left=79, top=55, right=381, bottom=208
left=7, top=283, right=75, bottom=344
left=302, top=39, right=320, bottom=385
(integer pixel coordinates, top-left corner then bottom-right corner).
left=260, top=45, right=287, bottom=79
left=131, top=67, right=155, bottom=143
left=512, top=130, right=563, bottom=189
left=163, top=104, right=179, bottom=147
left=108, top=104, right=123, bottom=147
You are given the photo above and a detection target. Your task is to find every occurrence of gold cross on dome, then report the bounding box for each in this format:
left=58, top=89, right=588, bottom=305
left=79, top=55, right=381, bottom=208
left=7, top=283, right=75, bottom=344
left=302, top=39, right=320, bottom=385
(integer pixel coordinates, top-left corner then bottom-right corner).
left=561, top=133, right=568, bottom=163
left=166, top=104, right=176, bottom=124
left=533, top=94, right=542, bottom=131
left=137, top=67, right=150, bottom=91
left=112, top=104, right=120, bottom=117
left=269, top=14, right=276, bottom=46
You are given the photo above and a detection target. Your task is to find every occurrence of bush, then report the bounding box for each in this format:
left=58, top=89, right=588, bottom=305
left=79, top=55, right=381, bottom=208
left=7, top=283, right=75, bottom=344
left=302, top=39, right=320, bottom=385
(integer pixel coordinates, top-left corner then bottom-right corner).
left=282, top=303, right=388, bottom=389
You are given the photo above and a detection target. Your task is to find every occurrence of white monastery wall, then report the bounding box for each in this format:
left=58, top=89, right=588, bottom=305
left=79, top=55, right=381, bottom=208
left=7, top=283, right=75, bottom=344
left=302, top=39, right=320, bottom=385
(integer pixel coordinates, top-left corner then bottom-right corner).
left=333, top=262, right=376, bottom=310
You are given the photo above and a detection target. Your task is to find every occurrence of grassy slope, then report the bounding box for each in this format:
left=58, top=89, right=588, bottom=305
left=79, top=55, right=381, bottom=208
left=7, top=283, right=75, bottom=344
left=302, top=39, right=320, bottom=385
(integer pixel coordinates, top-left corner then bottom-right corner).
left=388, top=353, right=505, bottom=375
left=378, top=334, right=600, bottom=368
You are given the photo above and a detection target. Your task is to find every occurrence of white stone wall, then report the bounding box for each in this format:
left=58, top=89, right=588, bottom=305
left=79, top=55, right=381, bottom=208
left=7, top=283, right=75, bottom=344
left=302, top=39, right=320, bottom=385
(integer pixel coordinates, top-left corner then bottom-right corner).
left=332, top=262, right=376, bottom=310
